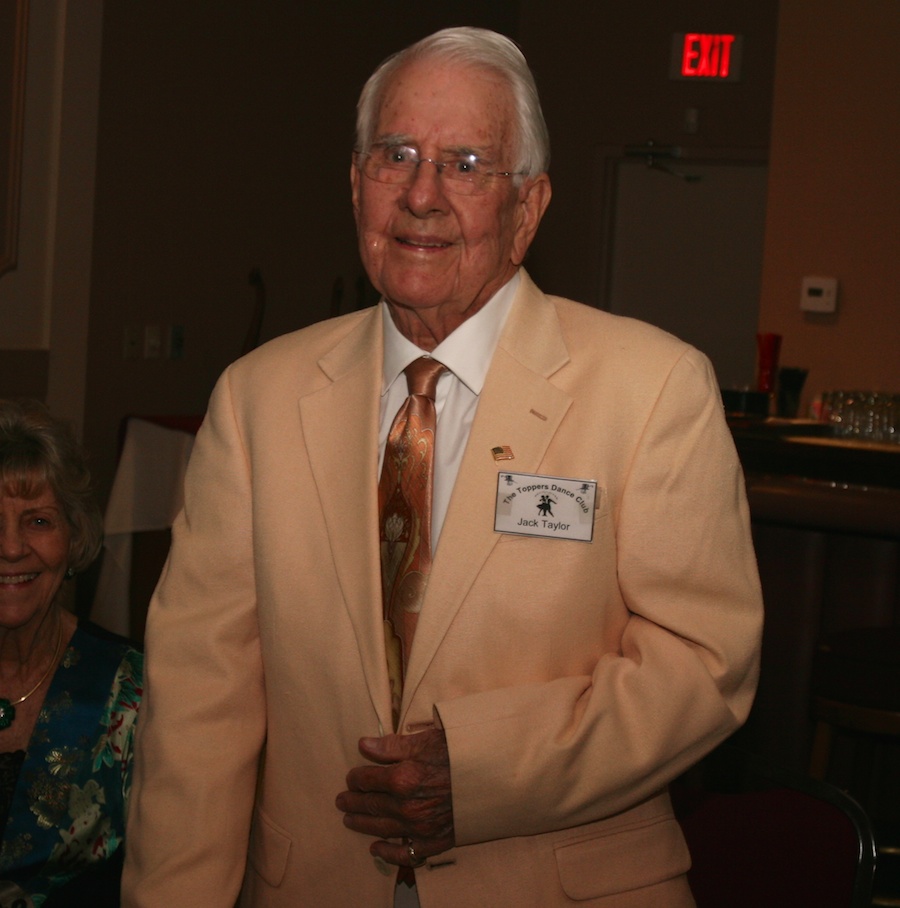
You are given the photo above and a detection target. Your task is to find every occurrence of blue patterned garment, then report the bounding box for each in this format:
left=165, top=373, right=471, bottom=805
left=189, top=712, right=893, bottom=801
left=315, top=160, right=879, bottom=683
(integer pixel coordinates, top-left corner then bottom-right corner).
left=0, top=625, right=143, bottom=907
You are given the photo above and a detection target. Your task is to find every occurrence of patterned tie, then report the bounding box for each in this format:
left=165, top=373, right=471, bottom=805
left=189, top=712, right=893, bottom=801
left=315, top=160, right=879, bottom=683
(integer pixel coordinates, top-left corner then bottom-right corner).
left=379, top=356, right=445, bottom=729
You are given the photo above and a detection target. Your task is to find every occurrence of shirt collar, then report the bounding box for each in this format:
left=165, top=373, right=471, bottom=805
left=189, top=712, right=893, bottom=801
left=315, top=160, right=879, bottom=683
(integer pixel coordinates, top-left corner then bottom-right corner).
left=381, top=271, right=519, bottom=396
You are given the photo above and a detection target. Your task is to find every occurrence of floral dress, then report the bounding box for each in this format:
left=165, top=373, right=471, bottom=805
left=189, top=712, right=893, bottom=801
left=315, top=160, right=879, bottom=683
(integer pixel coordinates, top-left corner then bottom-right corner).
left=0, top=625, right=143, bottom=907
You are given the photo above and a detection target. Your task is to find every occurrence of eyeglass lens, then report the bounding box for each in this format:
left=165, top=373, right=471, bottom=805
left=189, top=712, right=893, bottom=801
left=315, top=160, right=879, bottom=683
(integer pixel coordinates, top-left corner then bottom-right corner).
left=360, top=144, right=512, bottom=195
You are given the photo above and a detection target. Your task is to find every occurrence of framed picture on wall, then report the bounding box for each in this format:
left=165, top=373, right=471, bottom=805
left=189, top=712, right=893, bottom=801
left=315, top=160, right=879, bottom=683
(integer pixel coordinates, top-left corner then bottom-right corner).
left=0, top=0, right=28, bottom=278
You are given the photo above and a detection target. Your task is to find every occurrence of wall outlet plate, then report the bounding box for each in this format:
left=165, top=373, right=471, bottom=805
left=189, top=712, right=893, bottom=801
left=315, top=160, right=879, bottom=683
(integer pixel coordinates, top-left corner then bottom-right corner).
left=801, top=276, right=838, bottom=313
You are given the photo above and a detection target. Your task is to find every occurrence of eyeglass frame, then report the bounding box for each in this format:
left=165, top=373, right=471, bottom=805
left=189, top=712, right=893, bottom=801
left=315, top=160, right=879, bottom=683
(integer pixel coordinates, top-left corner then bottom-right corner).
left=354, top=142, right=527, bottom=195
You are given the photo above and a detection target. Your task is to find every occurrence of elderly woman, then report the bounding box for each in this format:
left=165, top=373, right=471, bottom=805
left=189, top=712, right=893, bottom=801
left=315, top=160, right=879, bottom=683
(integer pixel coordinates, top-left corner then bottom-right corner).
left=0, top=399, right=142, bottom=907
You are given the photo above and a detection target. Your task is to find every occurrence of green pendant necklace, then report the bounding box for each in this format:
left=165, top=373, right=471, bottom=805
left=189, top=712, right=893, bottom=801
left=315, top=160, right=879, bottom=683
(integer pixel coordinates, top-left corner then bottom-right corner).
left=0, top=623, right=63, bottom=730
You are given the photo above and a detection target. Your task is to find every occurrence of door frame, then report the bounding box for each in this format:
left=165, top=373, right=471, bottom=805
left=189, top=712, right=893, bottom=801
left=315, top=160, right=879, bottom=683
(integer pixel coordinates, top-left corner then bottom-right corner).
left=592, top=144, right=769, bottom=313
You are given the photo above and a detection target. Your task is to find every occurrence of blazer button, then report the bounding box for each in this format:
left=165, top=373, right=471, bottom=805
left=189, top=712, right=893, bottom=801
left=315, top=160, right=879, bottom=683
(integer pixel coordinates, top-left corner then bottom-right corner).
left=373, top=856, right=393, bottom=877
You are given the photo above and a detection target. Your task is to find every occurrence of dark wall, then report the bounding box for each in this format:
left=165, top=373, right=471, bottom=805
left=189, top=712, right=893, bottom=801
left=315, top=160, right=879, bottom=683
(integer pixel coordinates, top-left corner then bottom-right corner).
left=518, top=1, right=777, bottom=305
left=83, top=1, right=776, bottom=505
left=0, top=351, right=48, bottom=400
left=85, top=2, right=518, bottom=503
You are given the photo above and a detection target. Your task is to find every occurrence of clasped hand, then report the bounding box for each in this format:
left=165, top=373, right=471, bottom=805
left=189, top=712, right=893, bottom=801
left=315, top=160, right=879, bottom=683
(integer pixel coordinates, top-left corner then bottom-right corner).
left=336, top=727, right=455, bottom=866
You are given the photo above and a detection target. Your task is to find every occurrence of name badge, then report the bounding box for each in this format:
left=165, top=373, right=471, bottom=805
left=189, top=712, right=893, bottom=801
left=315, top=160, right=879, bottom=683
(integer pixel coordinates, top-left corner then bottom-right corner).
left=495, top=472, right=597, bottom=542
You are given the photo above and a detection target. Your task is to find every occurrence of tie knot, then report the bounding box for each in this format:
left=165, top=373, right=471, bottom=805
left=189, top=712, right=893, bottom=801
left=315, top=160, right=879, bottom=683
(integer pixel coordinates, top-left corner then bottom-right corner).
left=404, top=357, right=445, bottom=400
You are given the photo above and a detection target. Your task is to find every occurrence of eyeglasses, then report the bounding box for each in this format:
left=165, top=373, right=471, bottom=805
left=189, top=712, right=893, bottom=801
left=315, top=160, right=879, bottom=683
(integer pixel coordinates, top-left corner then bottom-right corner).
left=355, top=143, right=525, bottom=196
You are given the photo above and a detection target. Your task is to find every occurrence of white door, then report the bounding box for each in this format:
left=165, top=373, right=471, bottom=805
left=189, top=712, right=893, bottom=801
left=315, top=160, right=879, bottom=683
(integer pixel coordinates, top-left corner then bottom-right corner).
left=604, top=157, right=768, bottom=390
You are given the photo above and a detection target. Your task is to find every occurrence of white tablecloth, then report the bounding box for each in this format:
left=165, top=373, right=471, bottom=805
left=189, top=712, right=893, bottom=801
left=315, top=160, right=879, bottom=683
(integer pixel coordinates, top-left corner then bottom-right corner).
left=90, top=418, right=196, bottom=637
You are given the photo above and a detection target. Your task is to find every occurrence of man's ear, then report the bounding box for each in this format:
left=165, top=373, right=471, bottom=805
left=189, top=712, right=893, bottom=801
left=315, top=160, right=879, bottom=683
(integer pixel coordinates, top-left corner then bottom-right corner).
left=511, top=173, right=552, bottom=266
left=350, top=159, right=361, bottom=226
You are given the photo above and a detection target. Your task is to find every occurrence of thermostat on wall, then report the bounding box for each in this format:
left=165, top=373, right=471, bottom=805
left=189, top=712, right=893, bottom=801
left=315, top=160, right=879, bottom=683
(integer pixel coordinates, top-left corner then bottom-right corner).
left=800, top=276, right=838, bottom=313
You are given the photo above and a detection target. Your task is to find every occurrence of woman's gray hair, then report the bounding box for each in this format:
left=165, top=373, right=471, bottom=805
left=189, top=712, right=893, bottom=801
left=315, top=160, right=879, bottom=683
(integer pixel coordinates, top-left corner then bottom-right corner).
left=355, top=27, right=550, bottom=179
left=0, top=398, right=103, bottom=574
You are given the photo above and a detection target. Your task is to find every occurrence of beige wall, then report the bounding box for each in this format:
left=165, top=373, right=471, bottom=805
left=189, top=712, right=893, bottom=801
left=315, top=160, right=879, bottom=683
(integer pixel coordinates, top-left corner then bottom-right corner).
left=759, top=0, right=900, bottom=412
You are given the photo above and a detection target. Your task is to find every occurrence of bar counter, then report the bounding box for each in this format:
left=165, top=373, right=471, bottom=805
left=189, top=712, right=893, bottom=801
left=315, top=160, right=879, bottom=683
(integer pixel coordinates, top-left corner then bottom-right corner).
left=728, top=418, right=900, bottom=772
left=731, top=417, right=900, bottom=491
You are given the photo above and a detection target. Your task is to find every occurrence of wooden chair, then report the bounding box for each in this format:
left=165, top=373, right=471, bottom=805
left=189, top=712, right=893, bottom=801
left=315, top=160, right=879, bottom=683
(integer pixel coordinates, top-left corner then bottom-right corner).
left=672, top=745, right=876, bottom=907
left=810, top=627, right=900, bottom=906
left=810, top=627, right=900, bottom=780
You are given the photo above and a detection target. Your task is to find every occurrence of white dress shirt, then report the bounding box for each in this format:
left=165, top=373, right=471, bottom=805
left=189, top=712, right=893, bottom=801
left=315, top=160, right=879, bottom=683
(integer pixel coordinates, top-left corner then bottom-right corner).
left=379, top=272, right=519, bottom=553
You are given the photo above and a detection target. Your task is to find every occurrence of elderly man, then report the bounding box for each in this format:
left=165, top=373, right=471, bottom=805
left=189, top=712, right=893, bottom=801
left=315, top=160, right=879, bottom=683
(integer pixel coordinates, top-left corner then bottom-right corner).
left=123, top=27, right=762, bottom=908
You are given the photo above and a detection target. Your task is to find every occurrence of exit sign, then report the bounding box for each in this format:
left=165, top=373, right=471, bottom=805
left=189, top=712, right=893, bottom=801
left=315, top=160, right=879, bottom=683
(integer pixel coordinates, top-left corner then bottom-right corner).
left=670, top=33, right=743, bottom=81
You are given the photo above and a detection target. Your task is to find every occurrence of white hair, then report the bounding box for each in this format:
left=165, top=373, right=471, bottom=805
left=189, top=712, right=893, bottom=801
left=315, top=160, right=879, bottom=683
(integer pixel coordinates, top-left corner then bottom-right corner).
left=355, top=27, right=550, bottom=179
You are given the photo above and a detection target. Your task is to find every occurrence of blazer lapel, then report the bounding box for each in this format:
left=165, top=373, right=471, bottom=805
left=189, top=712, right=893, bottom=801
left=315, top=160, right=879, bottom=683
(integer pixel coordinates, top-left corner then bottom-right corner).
left=402, top=274, right=573, bottom=711
left=299, top=308, right=393, bottom=729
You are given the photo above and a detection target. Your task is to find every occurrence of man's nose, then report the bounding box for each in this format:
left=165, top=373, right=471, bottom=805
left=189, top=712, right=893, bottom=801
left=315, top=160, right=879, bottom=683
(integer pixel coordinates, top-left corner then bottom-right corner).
left=405, top=159, right=449, bottom=215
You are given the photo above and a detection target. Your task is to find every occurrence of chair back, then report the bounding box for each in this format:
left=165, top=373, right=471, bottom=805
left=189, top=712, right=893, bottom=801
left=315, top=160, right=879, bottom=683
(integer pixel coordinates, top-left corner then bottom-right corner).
left=672, top=745, right=876, bottom=908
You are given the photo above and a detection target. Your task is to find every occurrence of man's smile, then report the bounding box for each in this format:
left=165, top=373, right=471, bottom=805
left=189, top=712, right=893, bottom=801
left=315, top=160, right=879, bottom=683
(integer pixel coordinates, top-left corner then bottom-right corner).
left=396, top=235, right=452, bottom=249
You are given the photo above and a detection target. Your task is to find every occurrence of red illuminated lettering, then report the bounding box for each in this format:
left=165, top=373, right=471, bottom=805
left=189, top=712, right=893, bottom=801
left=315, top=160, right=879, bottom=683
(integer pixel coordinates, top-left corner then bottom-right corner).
left=698, top=34, right=714, bottom=75
left=682, top=33, right=701, bottom=76
left=718, top=34, right=735, bottom=77
left=680, top=33, right=737, bottom=79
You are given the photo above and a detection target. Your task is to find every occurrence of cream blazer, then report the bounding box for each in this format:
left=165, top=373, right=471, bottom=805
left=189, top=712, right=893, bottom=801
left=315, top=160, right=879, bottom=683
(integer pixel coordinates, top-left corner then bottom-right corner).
left=123, top=272, right=763, bottom=907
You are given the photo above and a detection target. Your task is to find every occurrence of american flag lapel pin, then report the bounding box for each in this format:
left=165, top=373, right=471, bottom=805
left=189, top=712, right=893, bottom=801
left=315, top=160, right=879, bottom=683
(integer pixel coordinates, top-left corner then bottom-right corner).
left=491, top=445, right=514, bottom=461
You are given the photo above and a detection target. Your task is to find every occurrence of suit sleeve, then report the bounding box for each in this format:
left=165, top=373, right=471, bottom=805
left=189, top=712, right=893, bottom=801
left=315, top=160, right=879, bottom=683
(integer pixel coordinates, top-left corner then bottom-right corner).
left=435, top=347, right=763, bottom=846
left=122, top=366, right=265, bottom=906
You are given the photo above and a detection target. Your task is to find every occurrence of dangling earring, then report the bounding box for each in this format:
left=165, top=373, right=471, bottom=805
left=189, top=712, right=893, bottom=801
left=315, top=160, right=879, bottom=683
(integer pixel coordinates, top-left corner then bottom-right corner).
left=65, top=568, right=75, bottom=579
